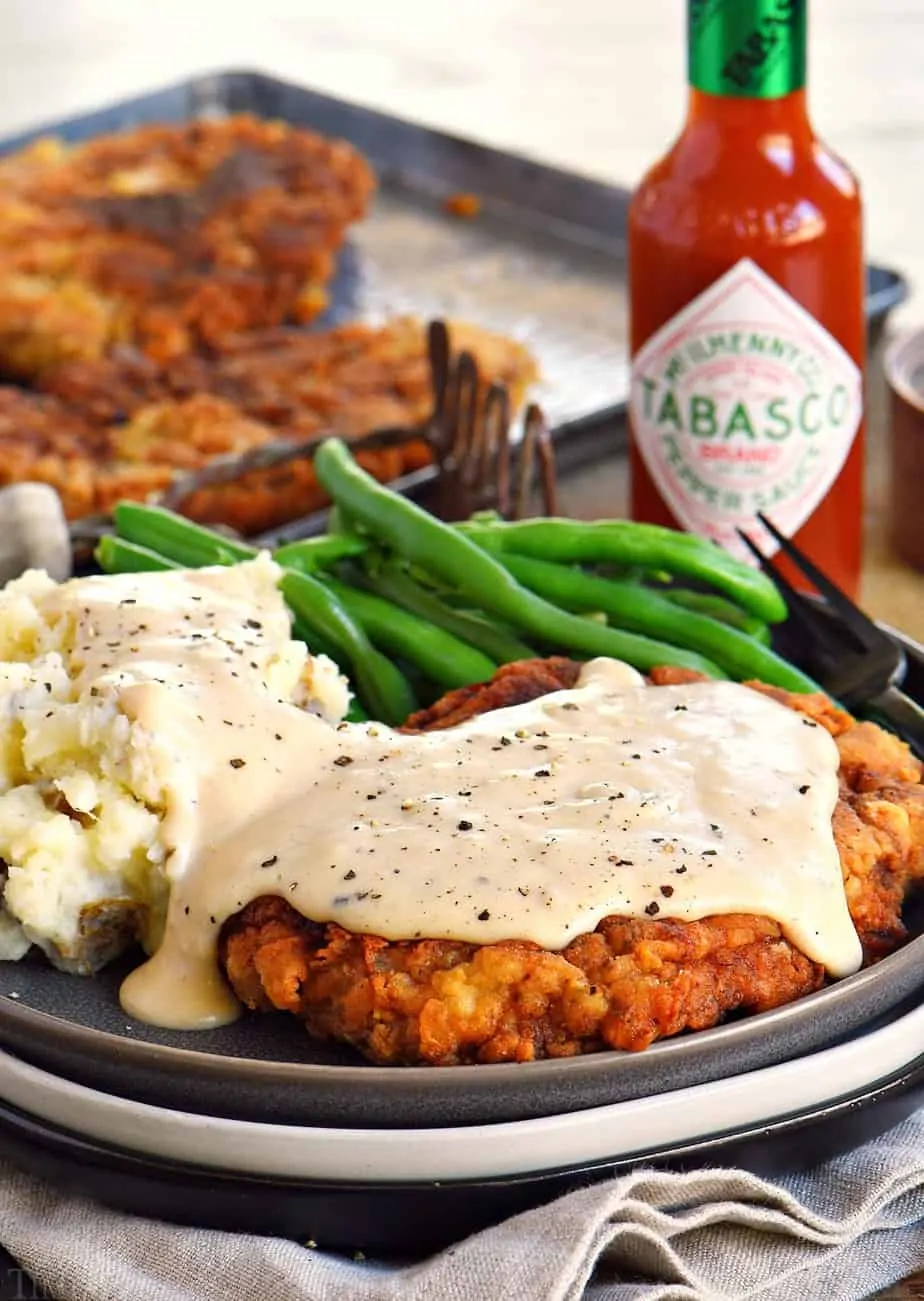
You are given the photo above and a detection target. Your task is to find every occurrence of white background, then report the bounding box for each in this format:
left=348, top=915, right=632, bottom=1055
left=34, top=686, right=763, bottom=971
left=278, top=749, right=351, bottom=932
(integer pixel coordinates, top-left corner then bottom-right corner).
left=0, top=0, right=919, bottom=322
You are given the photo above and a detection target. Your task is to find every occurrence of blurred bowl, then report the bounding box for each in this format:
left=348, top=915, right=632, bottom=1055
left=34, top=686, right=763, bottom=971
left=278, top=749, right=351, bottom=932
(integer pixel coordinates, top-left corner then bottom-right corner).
left=868, top=265, right=910, bottom=351
left=885, top=328, right=924, bottom=572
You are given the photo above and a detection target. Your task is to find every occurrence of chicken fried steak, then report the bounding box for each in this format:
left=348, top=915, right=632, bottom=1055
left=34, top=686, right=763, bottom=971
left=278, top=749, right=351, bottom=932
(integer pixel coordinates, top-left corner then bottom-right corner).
left=0, top=319, right=537, bottom=533
left=0, top=115, right=375, bottom=373
left=219, top=660, right=924, bottom=1066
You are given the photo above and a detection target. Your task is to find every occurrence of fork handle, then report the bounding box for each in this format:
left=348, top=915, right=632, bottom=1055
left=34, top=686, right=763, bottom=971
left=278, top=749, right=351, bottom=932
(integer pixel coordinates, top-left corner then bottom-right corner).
left=862, top=684, right=924, bottom=757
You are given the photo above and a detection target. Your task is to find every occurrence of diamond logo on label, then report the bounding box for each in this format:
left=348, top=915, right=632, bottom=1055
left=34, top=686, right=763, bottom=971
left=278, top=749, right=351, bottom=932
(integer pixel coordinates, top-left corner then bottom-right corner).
left=630, top=258, right=863, bottom=561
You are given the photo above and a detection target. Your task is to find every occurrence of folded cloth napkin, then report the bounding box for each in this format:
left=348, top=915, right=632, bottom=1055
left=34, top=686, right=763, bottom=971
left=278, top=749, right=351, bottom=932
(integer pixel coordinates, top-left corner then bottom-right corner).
left=4, top=1110, right=924, bottom=1301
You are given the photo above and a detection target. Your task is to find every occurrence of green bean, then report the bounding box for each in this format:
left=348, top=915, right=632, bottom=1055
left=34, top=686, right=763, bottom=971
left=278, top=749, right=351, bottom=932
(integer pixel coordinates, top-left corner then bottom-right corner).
left=114, top=502, right=256, bottom=567
left=366, top=560, right=537, bottom=664
left=658, top=588, right=771, bottom=645
left=96, top=536, right=180, bottom=574
left=274, top=535, right=368, bottom=574
left=456, top=517, right=787, bottom=624
left=493, top=553, right=819, bottom=693
left=280, top=572, right=417, bottom=725
left=313, top=438, right=728, bottom=679
left=319, top=577, right=497, bottom=691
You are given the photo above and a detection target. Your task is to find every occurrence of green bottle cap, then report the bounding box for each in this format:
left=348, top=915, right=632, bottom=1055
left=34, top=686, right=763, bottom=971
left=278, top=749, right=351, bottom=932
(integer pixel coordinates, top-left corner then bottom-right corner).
left=689, top=0, right=807, bottom=99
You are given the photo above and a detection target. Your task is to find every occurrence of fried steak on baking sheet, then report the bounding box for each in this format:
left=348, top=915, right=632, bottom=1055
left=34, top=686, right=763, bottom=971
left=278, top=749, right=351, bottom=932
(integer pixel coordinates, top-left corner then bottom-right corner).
left=0, top=115, right=375, bottom=372
left=31, top=318, right=537, bottom=532
left=219, top=660, right=924, bottom=1067
left=0, top=116, right=538, bottom=534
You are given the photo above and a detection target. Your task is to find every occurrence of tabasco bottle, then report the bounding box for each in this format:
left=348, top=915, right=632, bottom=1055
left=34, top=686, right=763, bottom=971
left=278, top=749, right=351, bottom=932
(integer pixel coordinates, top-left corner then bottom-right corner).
left=628, top=0, right=865, bottom=596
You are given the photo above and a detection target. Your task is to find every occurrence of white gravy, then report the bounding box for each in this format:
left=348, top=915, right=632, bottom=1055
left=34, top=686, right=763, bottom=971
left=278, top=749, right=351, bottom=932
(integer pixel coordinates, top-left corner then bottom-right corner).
left=121, top=631, right=859, bottom=1025
left=41, top=563, right=861, bottom=1030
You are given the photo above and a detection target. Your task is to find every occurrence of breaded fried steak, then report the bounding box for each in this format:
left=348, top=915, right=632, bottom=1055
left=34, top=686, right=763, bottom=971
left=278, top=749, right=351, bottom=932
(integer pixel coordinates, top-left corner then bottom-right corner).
left=0, top=117, right=539, bottom=535
left=0, top=319, right=537, bottom=532
left=0, top=115, right=375, bottom=373
left=219, top=660, right=924, bottom=1066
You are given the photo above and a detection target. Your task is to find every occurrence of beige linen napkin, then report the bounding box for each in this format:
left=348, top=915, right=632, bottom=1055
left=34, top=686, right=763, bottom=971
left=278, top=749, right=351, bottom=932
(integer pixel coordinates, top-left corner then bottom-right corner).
left=3, top=1108, right=924, bottom=1300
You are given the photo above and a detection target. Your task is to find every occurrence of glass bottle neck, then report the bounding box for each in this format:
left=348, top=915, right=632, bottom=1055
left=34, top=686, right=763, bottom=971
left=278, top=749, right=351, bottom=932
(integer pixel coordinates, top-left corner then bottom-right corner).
left=688, top=0, right=807, bottom=100
left=686, top=86, right=811, bottom=133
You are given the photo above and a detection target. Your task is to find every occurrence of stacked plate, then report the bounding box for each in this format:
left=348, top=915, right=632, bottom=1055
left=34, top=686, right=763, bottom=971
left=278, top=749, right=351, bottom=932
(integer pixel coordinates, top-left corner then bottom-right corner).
left=2, top=931, right=924, bottom=1255
left=1, top=635, right=924, bottom=1257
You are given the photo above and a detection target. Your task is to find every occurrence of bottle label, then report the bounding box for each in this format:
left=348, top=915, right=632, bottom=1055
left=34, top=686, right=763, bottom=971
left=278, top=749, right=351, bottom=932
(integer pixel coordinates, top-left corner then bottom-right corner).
left=689, top=0, right=807, bottom=99
left=630, top=258, right=862, bottom=562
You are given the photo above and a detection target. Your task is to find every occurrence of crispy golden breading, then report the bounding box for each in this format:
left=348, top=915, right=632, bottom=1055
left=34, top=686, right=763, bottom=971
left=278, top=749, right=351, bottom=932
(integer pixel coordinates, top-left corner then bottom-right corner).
left=41, top=317, right=538, bottom=435
left=0, top=117, right=538, bottom=533
left=16, top=318, right=536, bottom=532
left=401, top=657, right=582, bottom=733
left=0, top=116, right=375, bottom=373
left=219, top=662, right=924, bottom=1066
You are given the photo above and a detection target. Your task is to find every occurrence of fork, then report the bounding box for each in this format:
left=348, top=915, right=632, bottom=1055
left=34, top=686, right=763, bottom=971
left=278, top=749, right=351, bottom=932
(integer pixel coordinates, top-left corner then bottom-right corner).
left=243, top=320, right=556, bottom=546
left=426, top=325, right=557, bottom=522
left=737, top=513, right=924, bottom=753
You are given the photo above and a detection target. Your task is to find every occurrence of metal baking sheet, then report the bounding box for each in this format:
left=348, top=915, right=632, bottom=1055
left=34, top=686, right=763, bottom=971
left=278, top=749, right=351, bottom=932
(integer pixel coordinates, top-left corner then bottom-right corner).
left=0, top=69, right=632, bottom=435
left=0, top=69, right=908, bottom=497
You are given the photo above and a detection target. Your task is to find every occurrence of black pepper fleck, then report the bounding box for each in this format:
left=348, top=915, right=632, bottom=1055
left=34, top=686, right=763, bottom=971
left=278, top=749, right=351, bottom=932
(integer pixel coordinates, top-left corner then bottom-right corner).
left=261, top=855, right=278, bottom=868
left=229, top=758, right=246, bottom=769
left=477, top=909, right=491, bottom=921
left=660, top=885, right=674, bottom=898
left=457, top=820, right=473, bottom=831
left=645, top=901, right=660, bottom=916
left=799, top=784, right=811, bottom=795
left=334, top=755, right=354, bottom=767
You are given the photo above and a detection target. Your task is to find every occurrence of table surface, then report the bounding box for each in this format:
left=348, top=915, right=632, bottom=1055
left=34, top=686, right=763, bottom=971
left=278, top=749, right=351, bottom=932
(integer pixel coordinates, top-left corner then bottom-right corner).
left=0, top=2, right=922, bottom=1295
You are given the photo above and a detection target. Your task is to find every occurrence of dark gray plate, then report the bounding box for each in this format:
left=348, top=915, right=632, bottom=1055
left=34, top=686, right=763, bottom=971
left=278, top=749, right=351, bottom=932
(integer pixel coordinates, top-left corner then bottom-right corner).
left=0, top=627, right=922, bottom=1131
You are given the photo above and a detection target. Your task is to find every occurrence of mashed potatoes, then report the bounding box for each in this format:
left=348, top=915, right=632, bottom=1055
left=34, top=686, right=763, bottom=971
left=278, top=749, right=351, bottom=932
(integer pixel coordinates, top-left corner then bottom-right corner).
left=0, top=555, right=350, bottom=972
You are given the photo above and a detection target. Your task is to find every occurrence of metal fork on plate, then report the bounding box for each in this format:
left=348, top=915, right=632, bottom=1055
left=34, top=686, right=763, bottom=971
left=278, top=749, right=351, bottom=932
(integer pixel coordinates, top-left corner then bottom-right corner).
left=738, top=513, right=924, bottom=752
left=423, top=321, right=557, bottom=522
left=147, top=318, right=556, bottom=548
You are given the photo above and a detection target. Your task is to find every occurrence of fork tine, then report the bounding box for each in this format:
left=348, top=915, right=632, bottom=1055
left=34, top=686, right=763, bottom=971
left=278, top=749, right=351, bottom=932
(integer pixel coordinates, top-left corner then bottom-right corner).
left=755, top=512, right=880, bottom=649
left=426, top=320, right=451, bottom=435
left=458, top=379, right=500, bottom=497
left=449, top=351, right=480, bottom=467
left=482, top=384, right=512, bottom=517
left=522, top=404, right=558, bottom=519
left=736, top=528, right=845, bottom=664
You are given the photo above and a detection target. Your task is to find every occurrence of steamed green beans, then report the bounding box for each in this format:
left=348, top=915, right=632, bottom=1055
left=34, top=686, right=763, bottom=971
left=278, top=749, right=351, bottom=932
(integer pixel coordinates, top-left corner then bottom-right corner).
left=489, top=552, right=818, bottom=693
left=313, top=439, right=728, bottom=679
left=456, top=517, right=787, bottom=624
left=319, top=577, right=498, bottom=691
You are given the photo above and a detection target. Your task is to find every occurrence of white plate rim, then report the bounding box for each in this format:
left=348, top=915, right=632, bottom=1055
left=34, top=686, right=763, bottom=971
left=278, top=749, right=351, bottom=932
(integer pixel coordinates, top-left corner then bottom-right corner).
left=1, top=994, right=923, bottom=1184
